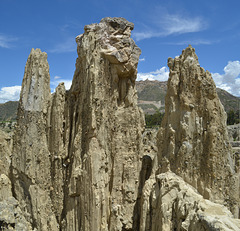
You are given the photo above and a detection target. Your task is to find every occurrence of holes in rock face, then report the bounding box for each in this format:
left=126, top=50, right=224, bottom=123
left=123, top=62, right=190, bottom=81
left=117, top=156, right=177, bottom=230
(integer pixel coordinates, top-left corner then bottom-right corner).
left=142, top=155, right=153, bottom=182
left=110, top=21, right=120, bottom=30
left=0, top=220, right=15, bottom=230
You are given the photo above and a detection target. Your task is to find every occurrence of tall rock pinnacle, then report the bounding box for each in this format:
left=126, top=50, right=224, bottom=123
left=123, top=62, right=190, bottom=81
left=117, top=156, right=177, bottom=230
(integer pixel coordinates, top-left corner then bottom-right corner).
left=11, top=48, right=59, bottom=230
left=61, top=17, right=144, bottom=230
left=158, top=45, right=239, bottom=216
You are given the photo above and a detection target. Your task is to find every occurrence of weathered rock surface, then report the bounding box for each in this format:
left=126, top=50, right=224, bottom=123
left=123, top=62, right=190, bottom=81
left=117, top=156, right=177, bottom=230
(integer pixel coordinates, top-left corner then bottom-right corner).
left=0, top=130, right=32, bottom=230
left=61, top=17, right=144, bottom=230
left=0, top=196, right=32, bottom=231
left=0, top=130, right=12, bottom=177
left=8, top=18, right=145, bottom=230
left=148, top=171, right=240, bottom=231
left=11, top=48, right=59, bottom=230
left=157, top=45, right=239, bottom=216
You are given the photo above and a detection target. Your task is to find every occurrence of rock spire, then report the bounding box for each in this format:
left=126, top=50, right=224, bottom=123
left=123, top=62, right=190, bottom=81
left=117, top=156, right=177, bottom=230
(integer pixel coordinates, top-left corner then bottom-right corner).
left=11, top=48, right=59, bottom=230
left=61, top=17, right=144, bottom=230
left=158, top=45, right=239, bottom=216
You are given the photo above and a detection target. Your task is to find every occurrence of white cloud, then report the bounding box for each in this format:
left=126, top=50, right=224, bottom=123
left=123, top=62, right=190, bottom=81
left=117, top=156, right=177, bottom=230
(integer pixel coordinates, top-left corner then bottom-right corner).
left=212, top=61, right=240, bottom=96
left=133, top=13, right=207, bottom=41
left=51, top=77, right=72, bottom=91
left=0, top=86, right=21, bottom=103
left=48, top=37, right=76, bottom=53
left=139, top=58, right=145, bottom=62
left=0, top=77, right=73, bottom=103
left=0, top=34, right=17, bottom=48
left=137, top=67, right=169, bottom=81
left=54, top=76, right=61, bottom=80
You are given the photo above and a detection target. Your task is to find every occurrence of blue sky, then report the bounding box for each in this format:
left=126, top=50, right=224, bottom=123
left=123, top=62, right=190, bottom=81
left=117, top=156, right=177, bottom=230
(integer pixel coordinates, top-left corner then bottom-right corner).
left=1, top=0, right=240, bottom=103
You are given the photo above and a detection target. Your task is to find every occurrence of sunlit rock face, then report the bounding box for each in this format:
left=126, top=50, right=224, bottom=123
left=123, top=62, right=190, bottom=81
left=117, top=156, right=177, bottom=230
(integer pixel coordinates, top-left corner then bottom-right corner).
left=61, top=17, right=144, bottom=231
left=11, top=48, right=59, bottom=230
left=157, top=45, right=239, bottom=217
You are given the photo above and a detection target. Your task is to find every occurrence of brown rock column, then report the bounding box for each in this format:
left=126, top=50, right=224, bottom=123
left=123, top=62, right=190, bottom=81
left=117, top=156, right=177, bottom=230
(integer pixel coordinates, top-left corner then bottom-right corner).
left=60, top=17, right=145, bottom=230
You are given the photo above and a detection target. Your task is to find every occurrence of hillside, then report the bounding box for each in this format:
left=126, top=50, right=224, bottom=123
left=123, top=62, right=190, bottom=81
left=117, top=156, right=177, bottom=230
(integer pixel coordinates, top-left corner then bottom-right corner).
left=136, top=80, right=240, bottom=114
left=0, top=101, right=18, bottom=121
left=216, top=88, right=240, bottom=112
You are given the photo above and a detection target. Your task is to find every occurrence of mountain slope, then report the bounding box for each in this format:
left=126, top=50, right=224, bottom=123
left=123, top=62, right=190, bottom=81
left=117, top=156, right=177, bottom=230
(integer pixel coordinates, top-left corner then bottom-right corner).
left=0, top=101, right=18, bottom=121
left=136, top=80, right=240, bottom=114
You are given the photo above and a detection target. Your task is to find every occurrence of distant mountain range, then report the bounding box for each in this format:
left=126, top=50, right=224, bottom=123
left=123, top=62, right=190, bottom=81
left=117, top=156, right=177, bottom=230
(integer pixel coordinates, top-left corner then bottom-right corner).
left=0, top=80, right=239, bottom=121
left=136, top=80, right=240, bottom=114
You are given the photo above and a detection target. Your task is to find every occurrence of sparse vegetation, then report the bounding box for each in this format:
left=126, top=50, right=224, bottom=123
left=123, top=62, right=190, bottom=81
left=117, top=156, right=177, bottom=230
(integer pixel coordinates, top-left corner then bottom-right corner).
left=145, top=111, right=164, bottom=128
left=227, top=110, right=240, bottom=125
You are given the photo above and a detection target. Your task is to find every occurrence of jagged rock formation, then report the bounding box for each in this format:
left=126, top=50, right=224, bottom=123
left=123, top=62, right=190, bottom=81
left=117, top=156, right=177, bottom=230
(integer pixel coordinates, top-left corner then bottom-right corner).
left=137, top=46, right=240, bottom=231
left=143, top=171, right=240, bottom=231
left=157, top=45, right=239, bottom=216
left=1, top=19, right=240, bottom=231
left=9, top=18, right=144, bottom=230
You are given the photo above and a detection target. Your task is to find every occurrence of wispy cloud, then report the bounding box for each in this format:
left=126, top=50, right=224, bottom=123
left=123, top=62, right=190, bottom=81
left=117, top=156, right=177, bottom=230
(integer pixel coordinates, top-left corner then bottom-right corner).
left=0, top=34, right=17, bottom=48
left=48, top=37, right=76, bottom=53
left=160, top=14, right=206, bottom=35
left=212, top=61, right=240, bottom=96
left=133, top=12, right=207, bottom=41
left=165, top=39, right=214, bottom=46
left=137, top=67, right=169, bottom=81
left=0, top=86, right=21, bottom=103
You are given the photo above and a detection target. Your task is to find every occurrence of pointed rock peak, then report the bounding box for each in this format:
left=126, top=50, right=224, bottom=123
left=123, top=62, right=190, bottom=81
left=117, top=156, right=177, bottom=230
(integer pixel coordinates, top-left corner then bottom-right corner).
left=168, top=45, right=199, bottom=70
left=29, top=48, right=47, bottom=59
left=75, top=17, right=141, bottom=81
left=160, top=45, right=239, bottom=216
left=20, top=48, right=50, bottom=112
left=83, top=17, right=134, bottom=33
left=181, top=44, right=199, bottom=62
left=30, top=47, right=42, bottom=54
left=100, top=17, right=134, bottom=31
